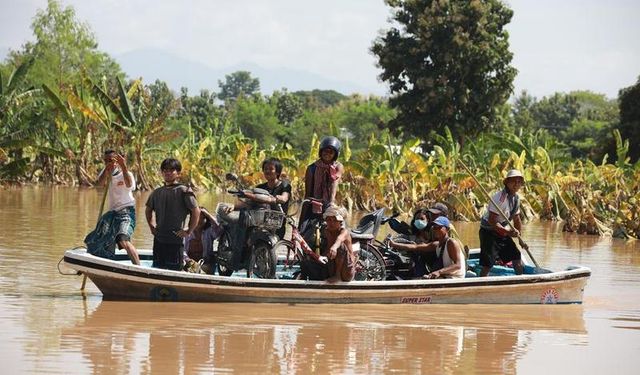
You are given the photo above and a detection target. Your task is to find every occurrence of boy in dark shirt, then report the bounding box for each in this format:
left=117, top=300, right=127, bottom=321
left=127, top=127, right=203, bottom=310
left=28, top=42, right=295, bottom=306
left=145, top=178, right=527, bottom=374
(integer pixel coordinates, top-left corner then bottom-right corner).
left=145, top=158, right=200, bottom=270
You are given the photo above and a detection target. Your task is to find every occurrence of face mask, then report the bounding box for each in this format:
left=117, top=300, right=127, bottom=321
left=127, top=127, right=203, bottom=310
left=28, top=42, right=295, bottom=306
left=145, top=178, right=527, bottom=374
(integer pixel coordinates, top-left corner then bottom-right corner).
left=414, top=219, right=428, bottom=230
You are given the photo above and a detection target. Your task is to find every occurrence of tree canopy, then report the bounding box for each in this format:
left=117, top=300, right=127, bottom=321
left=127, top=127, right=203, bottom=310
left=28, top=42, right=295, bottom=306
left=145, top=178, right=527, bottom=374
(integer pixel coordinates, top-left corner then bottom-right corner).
left=618, top=77, right=640, bottom=163
left=9, top=0, right=122, bottom=90
left=217, top=71, right=260, bottom=101
left=372, top=0, right=517, bottom=145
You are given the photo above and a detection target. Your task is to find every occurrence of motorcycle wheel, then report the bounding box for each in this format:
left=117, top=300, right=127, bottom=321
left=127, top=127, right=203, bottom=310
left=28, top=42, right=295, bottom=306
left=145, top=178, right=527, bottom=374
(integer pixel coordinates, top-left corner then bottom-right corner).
left=249, top=241, right=277, bottom=279
left=216, top=232, right=234, bottom=277
left=354, top=244, right=386, bottom=281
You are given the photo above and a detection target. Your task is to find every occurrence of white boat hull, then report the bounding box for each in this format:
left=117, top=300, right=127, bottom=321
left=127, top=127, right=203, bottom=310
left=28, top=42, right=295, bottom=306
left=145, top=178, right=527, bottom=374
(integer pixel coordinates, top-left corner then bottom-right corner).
left=63, top=248, right=590, bottom=304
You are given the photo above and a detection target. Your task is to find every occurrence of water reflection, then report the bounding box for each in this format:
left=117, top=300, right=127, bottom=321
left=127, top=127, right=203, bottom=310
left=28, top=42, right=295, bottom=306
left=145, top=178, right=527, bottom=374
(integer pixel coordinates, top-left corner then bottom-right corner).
left=61, top=302, right=586, bottom=374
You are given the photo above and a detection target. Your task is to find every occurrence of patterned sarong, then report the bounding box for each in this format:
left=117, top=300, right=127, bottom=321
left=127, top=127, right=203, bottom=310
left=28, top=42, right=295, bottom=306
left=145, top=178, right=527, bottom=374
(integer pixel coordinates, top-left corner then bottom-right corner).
left=84, top=206, right=136, bottom=259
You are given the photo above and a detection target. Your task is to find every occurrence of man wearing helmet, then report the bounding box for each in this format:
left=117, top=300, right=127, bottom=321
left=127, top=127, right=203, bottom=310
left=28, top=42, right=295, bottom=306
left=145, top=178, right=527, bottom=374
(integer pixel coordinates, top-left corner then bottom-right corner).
left=299, top=136, right=345, bottom=228
left=479, top=169, right=526, bottom=276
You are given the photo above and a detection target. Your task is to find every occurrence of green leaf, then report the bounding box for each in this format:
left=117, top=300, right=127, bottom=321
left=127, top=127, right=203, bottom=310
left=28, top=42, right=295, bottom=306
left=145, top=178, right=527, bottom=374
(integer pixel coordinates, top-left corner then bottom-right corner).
left=117, top=76, right=137, bottom=125
left=88, top=77, right=131, bottom=127
left=42, top=84, right=75, bottom=125
left=6, top=57, right=35, bottom=92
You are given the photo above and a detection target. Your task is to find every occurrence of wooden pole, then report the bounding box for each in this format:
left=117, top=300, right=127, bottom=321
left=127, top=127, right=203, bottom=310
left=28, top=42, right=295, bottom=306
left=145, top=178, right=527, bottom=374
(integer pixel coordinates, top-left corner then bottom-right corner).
left=81, top=177, right=111, bottom=291
left=458, top=160, right=540, bottom=268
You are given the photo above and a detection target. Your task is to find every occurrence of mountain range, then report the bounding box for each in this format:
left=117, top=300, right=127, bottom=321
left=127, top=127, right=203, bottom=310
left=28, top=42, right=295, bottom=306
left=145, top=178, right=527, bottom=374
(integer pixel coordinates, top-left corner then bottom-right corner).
left=116, top=49, right=383, bottom=96
left=1, top=47, right=387, bottom=96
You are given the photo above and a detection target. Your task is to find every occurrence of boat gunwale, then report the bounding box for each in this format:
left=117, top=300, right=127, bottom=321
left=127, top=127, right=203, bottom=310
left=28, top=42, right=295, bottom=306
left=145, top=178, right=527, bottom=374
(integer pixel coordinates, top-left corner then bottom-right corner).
left=63, top=248, right=592, bottom=291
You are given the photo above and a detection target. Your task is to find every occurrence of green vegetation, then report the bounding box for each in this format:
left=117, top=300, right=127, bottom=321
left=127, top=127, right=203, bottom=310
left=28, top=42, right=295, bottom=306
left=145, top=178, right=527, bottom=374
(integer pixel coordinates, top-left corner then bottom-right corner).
left=1, top=0, right=639, bottom=239
left=371, top=0, right=517, bottom=145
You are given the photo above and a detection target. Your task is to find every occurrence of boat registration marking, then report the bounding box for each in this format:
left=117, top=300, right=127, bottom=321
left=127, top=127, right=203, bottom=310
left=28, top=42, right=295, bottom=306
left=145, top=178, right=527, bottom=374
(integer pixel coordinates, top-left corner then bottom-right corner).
left=540, top=288, right=559, bottom=304
left=401, top=296, right=432, bottom=304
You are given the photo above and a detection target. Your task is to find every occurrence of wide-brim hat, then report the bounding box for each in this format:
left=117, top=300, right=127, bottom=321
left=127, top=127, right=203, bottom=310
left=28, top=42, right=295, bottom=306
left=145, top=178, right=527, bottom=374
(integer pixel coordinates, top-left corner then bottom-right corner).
left=323, top=206, right=345, bottom=221
left=503, top=169, right=525, bottom=184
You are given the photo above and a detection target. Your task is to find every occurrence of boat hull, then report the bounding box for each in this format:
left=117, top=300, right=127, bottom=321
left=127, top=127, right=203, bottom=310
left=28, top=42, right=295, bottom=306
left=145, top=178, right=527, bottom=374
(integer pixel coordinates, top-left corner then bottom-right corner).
left=63, top=249, right=590, bottom=304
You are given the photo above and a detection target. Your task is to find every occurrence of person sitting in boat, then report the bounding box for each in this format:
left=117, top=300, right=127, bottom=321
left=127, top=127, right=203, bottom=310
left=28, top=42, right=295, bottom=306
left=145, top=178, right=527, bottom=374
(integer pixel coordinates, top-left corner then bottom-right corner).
left=240, top=158, right=291, bottom=239
left=478, top=169, right=527, bottom=277
left=299, top=136, right=345, bottom=234
left=389, top=202, right=452, bottom=276
left=424, top=216, right=466, bottom=279
left=389, top=215, right=465, bottom=279
left=322, top=205, right=356, bottom=282
left=84, top=150, right=140, bottom=265
left=145, top=158, right=201, bottom=271
left=182, top=207, right=222, bottom=273
left=392, top=208, right=431, bottom=277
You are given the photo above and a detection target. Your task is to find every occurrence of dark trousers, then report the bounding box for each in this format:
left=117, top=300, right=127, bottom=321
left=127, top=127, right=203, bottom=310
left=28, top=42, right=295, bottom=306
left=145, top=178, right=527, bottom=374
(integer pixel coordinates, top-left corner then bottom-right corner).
left=153, top=240, right=183, bottom=271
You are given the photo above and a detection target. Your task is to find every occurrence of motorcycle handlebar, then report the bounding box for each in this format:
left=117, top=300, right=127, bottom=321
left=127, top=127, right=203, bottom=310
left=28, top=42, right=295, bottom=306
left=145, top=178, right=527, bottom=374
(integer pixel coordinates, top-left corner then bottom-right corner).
left=226, top=189, right=245, bottom=197
left=381, top=212, right=401, bottom=224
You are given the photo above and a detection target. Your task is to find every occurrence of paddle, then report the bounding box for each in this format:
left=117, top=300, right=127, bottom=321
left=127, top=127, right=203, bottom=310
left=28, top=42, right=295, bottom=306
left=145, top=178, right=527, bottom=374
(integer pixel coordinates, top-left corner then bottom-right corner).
left=458, top=160, right=540, bottom=268
left=81, top=176, right=111, bottom=291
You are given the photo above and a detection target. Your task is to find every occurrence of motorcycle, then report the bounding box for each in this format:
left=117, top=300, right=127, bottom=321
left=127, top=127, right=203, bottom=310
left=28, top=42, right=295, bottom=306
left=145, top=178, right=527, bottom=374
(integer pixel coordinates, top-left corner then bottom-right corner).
left=214, top=174, right=285, bottom=279
left=375, top=212, right=418, bottom=280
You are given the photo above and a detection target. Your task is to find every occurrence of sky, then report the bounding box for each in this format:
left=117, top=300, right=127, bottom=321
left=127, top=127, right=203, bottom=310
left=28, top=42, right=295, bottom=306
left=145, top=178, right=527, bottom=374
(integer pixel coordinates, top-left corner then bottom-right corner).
left=1, top=0, right=638, bottom=99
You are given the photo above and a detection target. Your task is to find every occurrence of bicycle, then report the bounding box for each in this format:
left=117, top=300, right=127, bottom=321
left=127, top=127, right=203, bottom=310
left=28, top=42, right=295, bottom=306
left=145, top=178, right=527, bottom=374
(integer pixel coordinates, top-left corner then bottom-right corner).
left=273, top=201, right=387, bottom=281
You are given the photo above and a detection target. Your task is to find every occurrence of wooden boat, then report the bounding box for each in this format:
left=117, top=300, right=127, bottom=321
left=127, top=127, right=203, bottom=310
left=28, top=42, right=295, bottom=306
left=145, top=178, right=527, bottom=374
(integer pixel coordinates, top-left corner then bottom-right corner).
left=63, top=248, right=590, bottom=304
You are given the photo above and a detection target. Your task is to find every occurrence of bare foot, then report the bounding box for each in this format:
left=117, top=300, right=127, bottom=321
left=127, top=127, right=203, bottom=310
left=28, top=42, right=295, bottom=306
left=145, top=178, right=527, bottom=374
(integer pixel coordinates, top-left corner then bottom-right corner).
left=326, top=276, right=341, bottom=283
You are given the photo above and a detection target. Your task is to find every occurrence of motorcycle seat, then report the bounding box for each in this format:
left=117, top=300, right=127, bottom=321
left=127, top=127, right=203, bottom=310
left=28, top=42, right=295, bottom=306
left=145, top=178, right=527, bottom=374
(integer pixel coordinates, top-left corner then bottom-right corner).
left=350, top=231, right=374, bottom=240
left=351, top=221, right=374, bottom=235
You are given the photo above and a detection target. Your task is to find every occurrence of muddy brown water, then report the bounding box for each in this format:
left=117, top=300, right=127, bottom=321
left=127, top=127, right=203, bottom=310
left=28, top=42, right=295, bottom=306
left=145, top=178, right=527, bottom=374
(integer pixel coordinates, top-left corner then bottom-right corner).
left=0, top=187, right=639, bottom=374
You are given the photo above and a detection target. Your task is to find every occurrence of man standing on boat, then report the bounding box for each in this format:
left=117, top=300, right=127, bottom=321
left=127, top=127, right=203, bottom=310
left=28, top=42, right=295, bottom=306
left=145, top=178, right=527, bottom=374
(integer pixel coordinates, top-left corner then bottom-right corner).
left=145, top=158, right=200, bottom=271
left=85, top=150, right=140, bottom=265
left=479, top=169, right=526, bottom=276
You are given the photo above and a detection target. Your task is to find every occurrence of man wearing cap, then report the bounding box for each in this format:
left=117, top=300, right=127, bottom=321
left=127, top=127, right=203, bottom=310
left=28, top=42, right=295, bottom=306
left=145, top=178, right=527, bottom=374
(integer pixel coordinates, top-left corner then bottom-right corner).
left=389, top=216, right=465, bottom=279
left=426, top=202, right=461, bottom=240
left=322, top=205, right=356, bottom=282
left=479, top=169, right=526, bottom=276
left=388, top=202, right=459, bottom=277
left=425, top=216, right=466, bottom=279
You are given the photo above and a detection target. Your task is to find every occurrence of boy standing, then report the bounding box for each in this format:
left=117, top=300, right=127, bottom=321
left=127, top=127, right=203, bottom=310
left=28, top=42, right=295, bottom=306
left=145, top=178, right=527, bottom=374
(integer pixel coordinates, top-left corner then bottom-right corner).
left=145, top=158, right=200, bottom=270
left=85, top=150, right=140, bottom=265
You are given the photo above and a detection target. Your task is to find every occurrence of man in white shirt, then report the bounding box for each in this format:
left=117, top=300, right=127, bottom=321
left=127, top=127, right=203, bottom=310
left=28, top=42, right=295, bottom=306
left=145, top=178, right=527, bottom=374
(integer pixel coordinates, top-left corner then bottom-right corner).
left=478, top=169, right=526, bottom=276
left=87, top=150, right=140, bottom=265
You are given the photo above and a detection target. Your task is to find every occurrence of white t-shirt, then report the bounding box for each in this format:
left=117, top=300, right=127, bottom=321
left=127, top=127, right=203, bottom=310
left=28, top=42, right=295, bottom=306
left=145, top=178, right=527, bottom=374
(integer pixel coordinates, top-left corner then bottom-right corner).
left=480, top=189, right=519, bottom=229
left=106, top=168, right=136, bottom=211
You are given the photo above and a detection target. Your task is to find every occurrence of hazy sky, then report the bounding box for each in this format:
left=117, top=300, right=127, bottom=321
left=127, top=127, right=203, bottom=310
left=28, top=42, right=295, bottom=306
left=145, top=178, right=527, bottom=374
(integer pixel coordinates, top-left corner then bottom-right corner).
left=1, top=0, right=638, bottom=99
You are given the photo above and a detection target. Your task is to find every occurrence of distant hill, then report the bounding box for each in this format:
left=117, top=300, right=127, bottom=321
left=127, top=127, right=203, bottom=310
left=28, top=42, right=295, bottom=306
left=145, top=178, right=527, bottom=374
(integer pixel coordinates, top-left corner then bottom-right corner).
left=115, top=48, right=379, bottom=96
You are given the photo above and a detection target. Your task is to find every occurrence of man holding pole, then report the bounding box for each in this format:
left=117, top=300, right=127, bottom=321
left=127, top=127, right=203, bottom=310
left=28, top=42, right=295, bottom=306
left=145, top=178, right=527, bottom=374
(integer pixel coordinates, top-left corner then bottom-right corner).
left=478, top=169, right=527, bottom=276
left=84, top=150, right=140, bottom=265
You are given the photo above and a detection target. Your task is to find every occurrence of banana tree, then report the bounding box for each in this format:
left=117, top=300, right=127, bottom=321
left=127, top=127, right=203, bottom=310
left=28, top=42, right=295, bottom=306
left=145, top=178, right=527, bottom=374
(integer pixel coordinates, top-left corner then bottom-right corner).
left=89, top=76, right=180, bottom=190
left=0, top=58, right=41, bottom=181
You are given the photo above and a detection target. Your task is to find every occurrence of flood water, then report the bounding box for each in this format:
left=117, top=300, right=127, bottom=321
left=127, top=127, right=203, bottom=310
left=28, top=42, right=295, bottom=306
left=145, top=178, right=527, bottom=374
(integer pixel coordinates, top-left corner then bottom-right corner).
left=1, top=186, right=639, bottom=374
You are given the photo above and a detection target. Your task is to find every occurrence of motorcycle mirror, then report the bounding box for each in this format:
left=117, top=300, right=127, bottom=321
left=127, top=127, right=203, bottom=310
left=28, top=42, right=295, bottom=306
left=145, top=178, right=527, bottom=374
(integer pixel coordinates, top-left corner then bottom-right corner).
left=225, top=173, right=238, bottom=182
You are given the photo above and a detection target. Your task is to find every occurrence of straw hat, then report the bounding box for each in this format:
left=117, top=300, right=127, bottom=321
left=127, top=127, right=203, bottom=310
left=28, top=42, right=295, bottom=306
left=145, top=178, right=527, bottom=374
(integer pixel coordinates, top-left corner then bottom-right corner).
left=503, top=169, right=525, bottom=185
